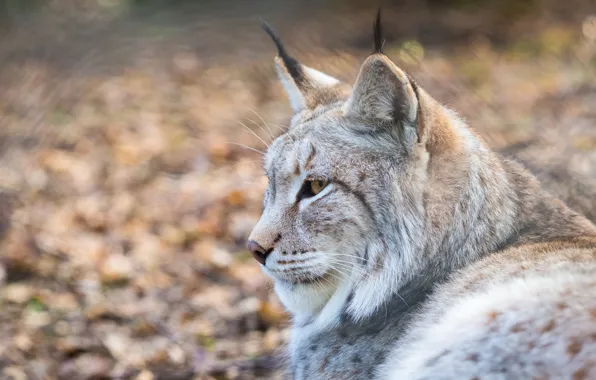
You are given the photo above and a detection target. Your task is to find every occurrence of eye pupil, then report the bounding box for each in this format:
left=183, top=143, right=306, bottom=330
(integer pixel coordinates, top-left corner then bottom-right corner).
left=297, top=179, right=328, bottom=201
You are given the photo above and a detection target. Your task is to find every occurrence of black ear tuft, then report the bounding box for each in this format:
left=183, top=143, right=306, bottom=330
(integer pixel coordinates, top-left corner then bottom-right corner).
left=373, top=8, right=384, bottom=54
left=261, top=21, right=305, bottom=85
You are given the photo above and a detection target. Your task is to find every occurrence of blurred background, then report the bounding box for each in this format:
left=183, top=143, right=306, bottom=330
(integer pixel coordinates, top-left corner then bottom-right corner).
left=0, top=0, right=595, bottom=379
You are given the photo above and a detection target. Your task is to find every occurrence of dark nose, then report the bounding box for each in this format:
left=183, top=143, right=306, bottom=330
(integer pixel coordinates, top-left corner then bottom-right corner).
left=247, top=240, right=271, bottom=265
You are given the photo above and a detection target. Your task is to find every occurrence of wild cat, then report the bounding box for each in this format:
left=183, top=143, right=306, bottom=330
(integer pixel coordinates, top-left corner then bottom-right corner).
left=247, top=12, right=596, bottom=380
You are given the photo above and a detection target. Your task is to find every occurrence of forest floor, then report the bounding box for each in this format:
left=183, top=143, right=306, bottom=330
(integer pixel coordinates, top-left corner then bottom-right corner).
left=0, top=1, right=595, bottom=379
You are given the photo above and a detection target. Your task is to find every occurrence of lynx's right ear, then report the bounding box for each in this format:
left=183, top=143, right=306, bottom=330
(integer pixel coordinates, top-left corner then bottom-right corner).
left=344, top=10, right=422, bottom=144
left=262, top=22, right=348, bottom=113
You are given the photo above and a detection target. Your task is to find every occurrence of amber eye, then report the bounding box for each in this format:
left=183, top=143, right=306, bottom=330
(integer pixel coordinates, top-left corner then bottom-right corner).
left=310, top=180, right=328, bottom=195
left=297, top=179, right=329, bottom=201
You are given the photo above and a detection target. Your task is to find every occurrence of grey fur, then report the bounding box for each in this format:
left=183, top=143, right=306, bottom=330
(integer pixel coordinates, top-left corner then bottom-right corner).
left=249, top=23, right=596, bottom=380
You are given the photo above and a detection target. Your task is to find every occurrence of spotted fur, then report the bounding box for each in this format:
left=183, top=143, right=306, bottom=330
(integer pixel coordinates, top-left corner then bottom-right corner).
left=249, top=13, right=596, bottom=379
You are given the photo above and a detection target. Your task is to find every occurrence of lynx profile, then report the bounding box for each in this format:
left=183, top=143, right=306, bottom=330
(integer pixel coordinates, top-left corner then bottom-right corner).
left=248, top=13, right=596, bottom=379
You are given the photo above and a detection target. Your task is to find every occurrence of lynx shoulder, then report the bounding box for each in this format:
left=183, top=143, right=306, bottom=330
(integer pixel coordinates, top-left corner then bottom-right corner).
left=248, top=13, right=596, bottom=379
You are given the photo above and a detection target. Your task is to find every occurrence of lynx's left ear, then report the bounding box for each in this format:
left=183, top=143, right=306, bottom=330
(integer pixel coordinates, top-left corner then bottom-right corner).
left=262, top=22, right=347, bottom=113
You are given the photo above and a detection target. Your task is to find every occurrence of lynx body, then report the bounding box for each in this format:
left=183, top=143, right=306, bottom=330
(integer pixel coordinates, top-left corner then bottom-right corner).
left=247, top=15, right=596, bottom=379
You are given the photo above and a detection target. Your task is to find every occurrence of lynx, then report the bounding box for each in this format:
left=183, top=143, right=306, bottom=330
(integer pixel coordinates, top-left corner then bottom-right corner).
left=247, top=12, right=596, bottom=379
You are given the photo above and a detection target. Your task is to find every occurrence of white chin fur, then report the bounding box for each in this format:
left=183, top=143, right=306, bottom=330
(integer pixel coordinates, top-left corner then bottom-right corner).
left=274, top=279, right=337, bottom=317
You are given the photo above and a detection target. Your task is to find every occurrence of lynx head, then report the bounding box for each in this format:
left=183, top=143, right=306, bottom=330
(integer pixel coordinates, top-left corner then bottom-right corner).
left=248, top=13, right=464, bottom=323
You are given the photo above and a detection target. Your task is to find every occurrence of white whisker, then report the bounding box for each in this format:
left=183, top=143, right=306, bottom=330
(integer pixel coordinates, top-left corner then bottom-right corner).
left=227, top=142, right=265, bottom=155
left=245, top=117, right=274, bottom=141
left=249, top=108, right=282, bottom=135
left=324, top=272, right=345, bottom=285
left=330, top=262, right=365, bottom=279
left=334, top=253, right=372, bottom=263
left=332, top=261, right=371, bottom=277
left=331, top=260, right=368, bottom=278
left=269, top=122, right=289, bottom=132
left=331, top=256, right=366, bottom=267
left=395, top=291, right=409, bottom=307
left=320, top=273, right=341, bottom=296
left=235, top=120, right=270, bottom=147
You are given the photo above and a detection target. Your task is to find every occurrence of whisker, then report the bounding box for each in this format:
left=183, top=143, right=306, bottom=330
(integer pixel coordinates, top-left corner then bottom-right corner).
left=227, top=142, right=265, bottom=155
left=249, top=108, right=282, bottom=135
left=269, top=122, right=289, bottom=132
left=331, top=256, right=368, bottom=268
left=323, top=271, right=345, bottom=285
left=245, top=117, right=274, bottom=141
left=331, top=260, right=368, bottom=278
left=231, top=158, right=266, bottom=169
left=396, top=291, right=409, bottom=307
left=333, top=253, right=372, bottom=263
left=321, top=272, right=343, bottom=286
left=316, top=277, right=335, bottom=296
left=310, top=277, right=323, bottom=294
left=333, top=258, right=372, bottom=271
left=330, top=259, right=360, bottom=269
left=235, top=120, right=270, bottom=147
left=326, top=263, right=364, bottom=277
left=332, top=267, right=366, bottom=281
left=329, top=268, right=359, bottom=284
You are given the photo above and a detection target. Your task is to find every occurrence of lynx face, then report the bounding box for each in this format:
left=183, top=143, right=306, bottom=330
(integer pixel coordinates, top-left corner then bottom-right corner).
left=257, top=113, right=374, bottom=284
left=250, top=104, right=420, bottom=316
left=248, top=26, right=429, bottom=319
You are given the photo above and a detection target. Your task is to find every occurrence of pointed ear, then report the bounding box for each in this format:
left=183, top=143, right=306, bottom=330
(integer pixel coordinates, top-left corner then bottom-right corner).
left=262, top=22, right=347, bottom=113
left=274, top=57, right=343, bottom=112
left=344, top=54, right=418, bottom=126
